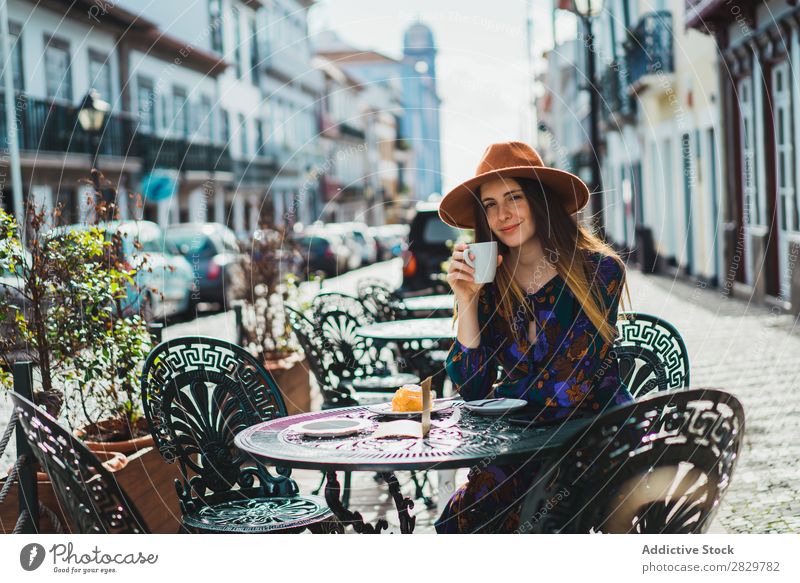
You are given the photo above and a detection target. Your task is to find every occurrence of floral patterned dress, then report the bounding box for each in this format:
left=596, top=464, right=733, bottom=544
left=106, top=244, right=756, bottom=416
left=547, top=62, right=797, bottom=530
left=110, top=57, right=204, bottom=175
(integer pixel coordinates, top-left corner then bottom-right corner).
left=435, top=252, right=633, bottom=533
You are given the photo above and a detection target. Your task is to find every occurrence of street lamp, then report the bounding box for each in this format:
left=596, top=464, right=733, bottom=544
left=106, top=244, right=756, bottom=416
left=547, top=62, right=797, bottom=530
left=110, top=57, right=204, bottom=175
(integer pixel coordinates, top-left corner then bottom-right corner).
left=559, top=0, right=605, bottom=234
left=77, top=89, right=110, bottom=219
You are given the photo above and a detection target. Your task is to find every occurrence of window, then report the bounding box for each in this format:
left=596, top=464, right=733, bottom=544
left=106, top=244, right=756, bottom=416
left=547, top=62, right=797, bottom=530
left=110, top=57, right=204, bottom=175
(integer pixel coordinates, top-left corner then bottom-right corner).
left=160, top=92, right=170, bottom=133
left=220, top=108, right=230, bottom=145
left=256, top=119, right=265, bottom=155
left=197, top=95, right=213, bottom=141
left=44, top=36, right=72, bottom=101
left=88, top=49, right=112, bottom=101
left=738, top=76, right=760, bottom=226
left=250, top=16, right=260, bottom=73
left=1, top=22, right=24, bottom=91
left=137, top=76, right=156, bottom=133
left=232, top=5, right=242, bottom=79
left=209, top=0, right=223, bottom=54
left=172, top=86, right=189, bottom=137
left=238, top=113, right=248, bottom=156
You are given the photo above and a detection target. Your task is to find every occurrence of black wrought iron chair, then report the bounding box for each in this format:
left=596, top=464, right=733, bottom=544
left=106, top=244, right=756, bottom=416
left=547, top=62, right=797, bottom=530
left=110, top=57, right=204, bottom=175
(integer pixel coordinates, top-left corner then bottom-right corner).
left=140, top=336, right=338, bottom=533
left=615, top=312, right=691, bottom=398
left=10, top=392, right=150, bottom=534
left=516, top=387, right=744, bottom=533
left=310, top=292, right=419, bottom=401
left=356, top=279, right=406, bottom=322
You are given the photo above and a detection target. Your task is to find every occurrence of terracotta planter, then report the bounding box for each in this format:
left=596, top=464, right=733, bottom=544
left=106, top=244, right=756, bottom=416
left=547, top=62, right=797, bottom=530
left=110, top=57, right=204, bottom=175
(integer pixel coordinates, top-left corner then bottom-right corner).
left=264, top=352, right=311, bottom=416
left=74, top=417, right=155, bottom=455
left=6, top=451, right=128, bottom=482
left=0, top=447, right=182, bottom=534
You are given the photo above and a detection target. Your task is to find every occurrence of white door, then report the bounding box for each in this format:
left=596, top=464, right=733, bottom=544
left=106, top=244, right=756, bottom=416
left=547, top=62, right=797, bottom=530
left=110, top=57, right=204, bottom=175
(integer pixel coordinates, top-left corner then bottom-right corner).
left=772, top=61, right=797, bottom=299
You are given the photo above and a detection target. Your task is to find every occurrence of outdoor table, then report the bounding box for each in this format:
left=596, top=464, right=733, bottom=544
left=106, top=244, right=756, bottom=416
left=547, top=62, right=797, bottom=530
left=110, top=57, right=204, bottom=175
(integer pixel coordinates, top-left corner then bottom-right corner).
left=354, top=317, right=457, bottom=398
left=354, top=317, right=456, bottom=343
left=234, top=403, right=591, bottom=533
left=401, top=294, right=455, bottom=317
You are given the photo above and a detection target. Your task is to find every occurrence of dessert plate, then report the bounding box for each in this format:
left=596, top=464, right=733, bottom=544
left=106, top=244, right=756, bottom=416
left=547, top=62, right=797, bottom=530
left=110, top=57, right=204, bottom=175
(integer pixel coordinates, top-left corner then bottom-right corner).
left=289, top=417, right=372, bottom=437
left=366, top=401, right=453, bottom=418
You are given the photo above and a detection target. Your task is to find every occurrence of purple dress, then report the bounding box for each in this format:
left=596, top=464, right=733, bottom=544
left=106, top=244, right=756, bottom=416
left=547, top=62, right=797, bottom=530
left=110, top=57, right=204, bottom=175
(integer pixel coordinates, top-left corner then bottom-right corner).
left=435, top=252, right=633, bottom=533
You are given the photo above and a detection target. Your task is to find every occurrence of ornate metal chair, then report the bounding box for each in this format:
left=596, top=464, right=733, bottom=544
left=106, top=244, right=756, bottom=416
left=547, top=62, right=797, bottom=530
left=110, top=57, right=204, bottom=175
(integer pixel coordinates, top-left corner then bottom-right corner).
left=615, top=312, right=691, bottom=398
left=310, top=293, right=419, bottom=402
left=140, top=336, right=337, bottom=533
left=10, top=392, right=150, bottom=534
left=356, top=279, right=406, bottom=322
left=517, top=387, right=744, bottom=533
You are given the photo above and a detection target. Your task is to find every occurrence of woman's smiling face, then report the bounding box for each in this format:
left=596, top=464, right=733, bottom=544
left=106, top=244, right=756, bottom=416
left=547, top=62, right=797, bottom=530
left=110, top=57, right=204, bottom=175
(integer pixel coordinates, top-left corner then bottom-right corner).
left=479, top=177, right=536, bottom=248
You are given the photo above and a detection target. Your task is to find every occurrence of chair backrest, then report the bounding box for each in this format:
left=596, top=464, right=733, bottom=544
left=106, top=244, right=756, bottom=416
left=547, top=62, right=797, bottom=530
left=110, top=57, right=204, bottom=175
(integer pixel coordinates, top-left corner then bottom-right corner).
left=140, top=336, right=294, bottom=514
left=517, top=388, right=744, bottom=534
left=285, top=305, right=352, bottom=405
left=356, top=279, right=405, bottom=322
left=311, top=292, right=386, bottom=386
left=10, top=392, right=150, bottom=534
left=615, top=312, right=690, bottom=397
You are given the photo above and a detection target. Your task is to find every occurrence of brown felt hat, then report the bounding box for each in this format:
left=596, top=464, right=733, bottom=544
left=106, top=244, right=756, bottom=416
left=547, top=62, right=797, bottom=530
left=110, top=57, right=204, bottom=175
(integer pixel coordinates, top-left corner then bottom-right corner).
left=438, top=141, right=590, bottom=229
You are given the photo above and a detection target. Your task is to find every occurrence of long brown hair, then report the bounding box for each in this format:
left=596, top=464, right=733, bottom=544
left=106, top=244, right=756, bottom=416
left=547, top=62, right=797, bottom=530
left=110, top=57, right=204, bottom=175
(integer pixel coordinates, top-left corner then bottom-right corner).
left=470, top=177, right=628, bottom=344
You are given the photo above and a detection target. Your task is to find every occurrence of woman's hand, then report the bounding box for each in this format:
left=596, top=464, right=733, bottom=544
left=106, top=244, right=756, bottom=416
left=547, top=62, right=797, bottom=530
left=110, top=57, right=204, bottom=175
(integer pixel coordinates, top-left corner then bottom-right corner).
left=446, top=243, right=502, bottom=303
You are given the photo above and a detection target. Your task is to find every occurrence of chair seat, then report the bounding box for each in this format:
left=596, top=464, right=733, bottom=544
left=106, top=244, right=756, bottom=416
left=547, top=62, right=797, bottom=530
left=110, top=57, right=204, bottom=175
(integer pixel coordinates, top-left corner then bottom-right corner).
left=182, top=495, right=334, bottom=533
left=349, top=372, right=421, bottom=391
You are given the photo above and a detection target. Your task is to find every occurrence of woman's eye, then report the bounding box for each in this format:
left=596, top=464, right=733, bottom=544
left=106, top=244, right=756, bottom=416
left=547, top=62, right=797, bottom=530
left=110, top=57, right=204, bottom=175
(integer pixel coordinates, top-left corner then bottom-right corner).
left=483, top=203, right=495, bottom=210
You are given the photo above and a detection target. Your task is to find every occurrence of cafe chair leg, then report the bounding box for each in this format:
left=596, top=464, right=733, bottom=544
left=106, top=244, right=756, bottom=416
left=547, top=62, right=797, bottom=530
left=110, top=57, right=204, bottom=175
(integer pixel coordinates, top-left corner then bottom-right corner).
left=342, top=471, right=352, bottom=509
left=410, top=471, right=435, bottom=509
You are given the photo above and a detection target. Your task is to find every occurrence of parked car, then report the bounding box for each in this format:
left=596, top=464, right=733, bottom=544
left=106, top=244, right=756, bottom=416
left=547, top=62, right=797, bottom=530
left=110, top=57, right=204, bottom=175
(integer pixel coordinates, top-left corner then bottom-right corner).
left=163, top=223, right=244, bottom=308
left=370, top=224, right=409, bottom=260
left=55, top=221, right=194, bottom=320
left=339, top=222, right=378, bottom=265
left=294, top=232, right=349, bottom=276
left=0, top=252, right=28, bottom=364
left=318, top=223, right=362, bottom=271
left=400, top=202, right=460, bottom=295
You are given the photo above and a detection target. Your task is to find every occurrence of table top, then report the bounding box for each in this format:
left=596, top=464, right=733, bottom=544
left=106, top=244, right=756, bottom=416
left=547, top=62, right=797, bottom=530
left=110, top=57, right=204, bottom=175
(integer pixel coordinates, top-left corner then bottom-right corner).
left=234, top=403, right=592, bottom=472
left=354, top=317, right=456, bottom=342
left=402, top=294, right=455, bottom=313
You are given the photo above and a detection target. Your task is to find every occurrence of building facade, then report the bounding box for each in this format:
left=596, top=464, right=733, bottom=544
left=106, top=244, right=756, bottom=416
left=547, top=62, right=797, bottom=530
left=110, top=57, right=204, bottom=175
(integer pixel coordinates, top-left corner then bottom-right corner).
left=688, top=0, right=800, bottom=311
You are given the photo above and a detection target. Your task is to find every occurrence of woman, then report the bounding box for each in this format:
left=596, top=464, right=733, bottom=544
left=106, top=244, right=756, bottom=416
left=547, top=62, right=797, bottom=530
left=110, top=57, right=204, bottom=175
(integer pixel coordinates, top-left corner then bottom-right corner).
left=435, top=141, right=633, bottom=533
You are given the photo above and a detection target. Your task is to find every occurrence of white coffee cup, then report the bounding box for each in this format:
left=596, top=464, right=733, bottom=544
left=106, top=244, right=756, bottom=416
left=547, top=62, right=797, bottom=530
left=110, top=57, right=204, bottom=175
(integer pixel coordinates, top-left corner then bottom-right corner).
left=463, top=241, right=498, bottom=284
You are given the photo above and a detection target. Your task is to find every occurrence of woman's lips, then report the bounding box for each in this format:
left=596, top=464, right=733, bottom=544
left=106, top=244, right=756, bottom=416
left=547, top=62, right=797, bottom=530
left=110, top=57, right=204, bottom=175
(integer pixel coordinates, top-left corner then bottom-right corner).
left=499, top=223, right=521, bottom=234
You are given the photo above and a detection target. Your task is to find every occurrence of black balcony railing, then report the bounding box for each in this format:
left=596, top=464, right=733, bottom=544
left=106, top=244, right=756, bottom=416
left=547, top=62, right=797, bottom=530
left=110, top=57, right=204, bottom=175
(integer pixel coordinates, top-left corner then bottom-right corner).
left=626, top=11, right=674, bottom=88
left=138, top=135, right=232, bottom=173
left=599, top=61, right=635, bottom=125
left=0, top=92, right=139, bottom=157
left=232, top=157, right=276, bottom=185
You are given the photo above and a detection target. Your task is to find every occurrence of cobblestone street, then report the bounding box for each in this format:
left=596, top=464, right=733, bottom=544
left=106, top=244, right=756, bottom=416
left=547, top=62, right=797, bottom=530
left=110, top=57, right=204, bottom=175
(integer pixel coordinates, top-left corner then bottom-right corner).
left=623, top=269, right=800, bottom=534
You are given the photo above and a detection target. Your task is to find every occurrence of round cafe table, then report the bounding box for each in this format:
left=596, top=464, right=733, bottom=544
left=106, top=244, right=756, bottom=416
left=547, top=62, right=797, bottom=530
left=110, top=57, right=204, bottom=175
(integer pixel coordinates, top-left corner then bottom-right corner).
left=234, top=403, right=591, bottom=533
left=401, top=294, right=455, bottom=317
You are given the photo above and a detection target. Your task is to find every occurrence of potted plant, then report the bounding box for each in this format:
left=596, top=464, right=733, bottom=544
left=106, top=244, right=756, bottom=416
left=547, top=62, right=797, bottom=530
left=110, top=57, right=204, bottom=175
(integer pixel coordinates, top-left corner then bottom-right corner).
left=237, top=224, right=313, bottom=415
left=0, top=194, right=184, bottom=533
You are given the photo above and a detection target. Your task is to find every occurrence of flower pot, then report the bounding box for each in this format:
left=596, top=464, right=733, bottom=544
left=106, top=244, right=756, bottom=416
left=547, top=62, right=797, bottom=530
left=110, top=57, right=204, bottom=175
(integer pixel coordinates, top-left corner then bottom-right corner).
left=264, top=352, right=311, bottom=416
left=74, top=417, right=154, bottom=455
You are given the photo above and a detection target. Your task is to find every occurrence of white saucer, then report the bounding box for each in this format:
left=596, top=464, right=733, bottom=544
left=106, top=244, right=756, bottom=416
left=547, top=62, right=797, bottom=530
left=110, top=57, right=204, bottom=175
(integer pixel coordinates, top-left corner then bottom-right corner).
left=289, top=417, right=372, bottom=437
left=463, top=398, right=528, bottom=416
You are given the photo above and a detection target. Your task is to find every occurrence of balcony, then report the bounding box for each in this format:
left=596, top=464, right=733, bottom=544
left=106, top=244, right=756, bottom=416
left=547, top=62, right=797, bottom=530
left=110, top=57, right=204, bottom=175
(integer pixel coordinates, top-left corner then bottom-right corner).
left=599, top=61, right=636, bottom=128
left=685, top=0, right=753, bottom=32
left=138, top=135, right=232, bottom=173
left=232, top=156, right=277, bottom=186
left=0, top=92, right=139, bottom=158
left=625, top=11, right=674, bottom=92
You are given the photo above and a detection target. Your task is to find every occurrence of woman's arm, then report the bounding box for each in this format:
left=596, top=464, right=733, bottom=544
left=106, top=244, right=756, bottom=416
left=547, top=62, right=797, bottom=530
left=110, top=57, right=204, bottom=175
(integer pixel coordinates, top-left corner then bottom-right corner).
left=446, top=289, right=499, bottom=401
